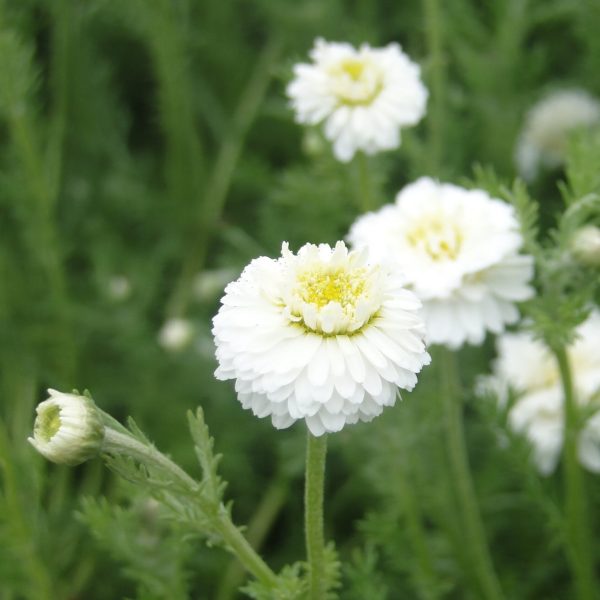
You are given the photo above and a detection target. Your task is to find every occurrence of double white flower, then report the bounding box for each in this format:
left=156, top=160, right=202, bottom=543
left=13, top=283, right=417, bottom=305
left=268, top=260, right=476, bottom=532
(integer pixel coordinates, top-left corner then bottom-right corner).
left=212, top=242, right=431, bottom=436
left=348, top=177, right=534, bottom=348
left=516, top=89, right=600, bottom=180
left=491, top=312, right=600, bottom=475
left=287, top=39, right=427, bottom=162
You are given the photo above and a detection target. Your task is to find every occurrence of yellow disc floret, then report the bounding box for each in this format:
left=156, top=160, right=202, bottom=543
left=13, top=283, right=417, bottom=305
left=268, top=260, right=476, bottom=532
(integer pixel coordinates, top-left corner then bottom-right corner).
left=329, top=57, right=383, bottom=107
left=297, top=267, right=367, bottom=309
left=281, top=242, right=383, bottom=335
left=407, top=216, right=463, bottom=261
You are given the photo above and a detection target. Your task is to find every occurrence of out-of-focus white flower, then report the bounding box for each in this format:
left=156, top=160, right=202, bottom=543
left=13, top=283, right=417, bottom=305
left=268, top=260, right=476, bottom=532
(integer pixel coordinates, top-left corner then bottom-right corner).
left=492, top=312, right=600, bottom=475
left=107, top=275, right=131, bottom=301
left=158, top=318, right=194, bottom=351
left=571, top=225, right=600, bottom=267
left=516, top=89, right=600, bottom=180
left=193, top=268, right=238, bottom=302
left=28, top=389, right=105, bottom=466
left=348, top=177, right=534, bottom=348
left=286, top=39, right=427, bottom=163
left=212, top=241, right=431, bottom=436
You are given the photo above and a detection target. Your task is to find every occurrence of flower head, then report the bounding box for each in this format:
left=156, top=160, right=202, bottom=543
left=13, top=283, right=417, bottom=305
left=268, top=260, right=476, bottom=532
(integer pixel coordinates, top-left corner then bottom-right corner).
left=286, top=39, right=428, bottom=162
left=491, top=312, right=600, bottom=474
left=348, top=177, right=534, bottom=348
left=29, top=389, right=105, bottom=466
left=516, top=89, right=600, bottom=180
left=212, top=241, right=431, bottom=436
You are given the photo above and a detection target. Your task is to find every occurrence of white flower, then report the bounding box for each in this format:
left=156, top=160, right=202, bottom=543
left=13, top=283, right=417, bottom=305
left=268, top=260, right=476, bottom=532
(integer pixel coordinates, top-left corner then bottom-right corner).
left=348, top=177, right=534, bottom=348
left=212, top=241, right=431, bottom=436
left=286, top=38, right=428, bottom=162
left=158, top=318, right=194, bottom=351
left=28, top=389, right=105, bottom=466
left=493, top=312, right=600, bottom=474
left=516, top=89, right=600, bottom=180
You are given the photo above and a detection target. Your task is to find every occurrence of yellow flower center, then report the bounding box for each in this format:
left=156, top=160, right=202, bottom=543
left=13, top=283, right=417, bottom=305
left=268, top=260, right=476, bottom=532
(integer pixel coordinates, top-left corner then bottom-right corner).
left=297, top=267, right=367, bottom=309
left=36, top=404, right=61, bottom=442
left=407, top=218, right=463, bottom=261
left=329, top=57, right=383, bottom=107
left=340, top=58, right=365, bottom=81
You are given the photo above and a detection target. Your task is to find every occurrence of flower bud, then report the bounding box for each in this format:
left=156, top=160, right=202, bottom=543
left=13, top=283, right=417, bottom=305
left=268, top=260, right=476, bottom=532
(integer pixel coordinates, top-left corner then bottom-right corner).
left=28, top=389, right=105, bottom=466
left=158, top=318, right=194, bottom=351
left=571, top=225, right=600, bottom=267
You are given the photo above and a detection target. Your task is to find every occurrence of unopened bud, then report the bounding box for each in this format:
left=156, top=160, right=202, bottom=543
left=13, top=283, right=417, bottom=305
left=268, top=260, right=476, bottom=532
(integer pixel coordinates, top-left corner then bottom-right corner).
left=158, top=318, right=194, bottom=351
left=571, top=225, right=600, bottom=267
left=28, top=390, right=105, bottom=466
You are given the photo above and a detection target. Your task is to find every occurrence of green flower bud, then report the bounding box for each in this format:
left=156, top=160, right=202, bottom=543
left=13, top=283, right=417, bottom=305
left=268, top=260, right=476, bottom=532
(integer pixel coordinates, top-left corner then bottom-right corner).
left=571, top=225, right=600, bottom=267
left=28, top=389, right=105, bottom=466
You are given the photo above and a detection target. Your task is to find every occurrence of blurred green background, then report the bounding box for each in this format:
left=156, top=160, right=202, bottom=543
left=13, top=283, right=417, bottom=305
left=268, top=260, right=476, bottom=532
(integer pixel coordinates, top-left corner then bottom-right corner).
left=1, top=0, right=600, bottom=598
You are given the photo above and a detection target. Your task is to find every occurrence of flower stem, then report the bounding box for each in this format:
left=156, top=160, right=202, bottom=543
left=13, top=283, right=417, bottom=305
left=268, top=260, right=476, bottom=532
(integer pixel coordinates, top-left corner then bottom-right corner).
left=356, top=152, right=375, bottom=213
left=102, top=428, right=278, bottom=588
left=396, top=457, right=440, bottom=600
left=422, top=0, right=445, bottom=175
left=165, top=38, right=281, bottom=319
left=438, top=349, right=504, bottom=600
left=305, top=432, right=328, bottom=600
left=554, top=346, right=595, bottom=600
left=217, top=477, right=289, bottom=600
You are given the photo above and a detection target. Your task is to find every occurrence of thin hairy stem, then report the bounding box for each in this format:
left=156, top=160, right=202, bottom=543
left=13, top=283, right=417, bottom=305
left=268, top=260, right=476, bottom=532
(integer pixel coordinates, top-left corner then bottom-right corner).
left=305, top=432, right=328, bottom=600
left=438, top=349, right=504, bottom=600
left=422, top=0, right=445, bottom=175
left=102, top=428, right=278, bottom=588
left=554, top=346, right=595, bottom=600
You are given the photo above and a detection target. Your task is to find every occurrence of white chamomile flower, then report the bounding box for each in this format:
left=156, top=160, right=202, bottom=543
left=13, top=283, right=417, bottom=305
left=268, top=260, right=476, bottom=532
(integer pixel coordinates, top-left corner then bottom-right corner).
left=516, top=89, right=600, bottom=180
left=212, top=241, right=431, bottom=436
left=348, top=177, right=535, bottom=348
left=158, top=318, right=194, bottom=352
left=28, top=389, right=105, bottom=466
left=491, top=312, right=600, bottom=475
left=286, top=38, right=428, bottom=162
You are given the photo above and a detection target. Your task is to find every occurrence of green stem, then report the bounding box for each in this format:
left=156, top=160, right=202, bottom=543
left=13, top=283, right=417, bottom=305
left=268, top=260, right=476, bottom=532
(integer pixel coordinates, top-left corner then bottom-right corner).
left=0, top=424, right=53, bottom=600
left=166, top=38, right=281, bottom=319
left=438, top=349, right=504, bottom=600
left=554, top=346, right=595, bottom=600
left=396, top=458, right=439, bottom=600
left=356, top=152, right=374, bottom=213
left=217, top=477, right=289, bottom=600
left=422, top=0, right=445, bottom=175
left=305, top=432, right=328, bottom=600
left=102, top=428, right=278, bottom=588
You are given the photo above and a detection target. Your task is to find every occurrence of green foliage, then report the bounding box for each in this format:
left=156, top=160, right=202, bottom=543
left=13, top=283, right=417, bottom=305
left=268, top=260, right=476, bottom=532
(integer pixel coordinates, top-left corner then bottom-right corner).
left=242, top=563, right=306, bottom=600
left=2, top=0, right=600, bottom=597
left=79, top=496, right=192, bottom=600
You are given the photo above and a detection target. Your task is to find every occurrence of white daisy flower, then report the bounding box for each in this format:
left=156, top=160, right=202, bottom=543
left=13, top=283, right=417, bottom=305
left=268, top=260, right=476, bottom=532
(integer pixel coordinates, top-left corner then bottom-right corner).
left=286, top=38, right=428, bottom=163
left=347, top=177, right=535, bottom=348
left=212, top=241, right=431, bottom=436
left=516, top=89, right=600, bottom=180
left=492, top=312, right=600, bottom=474
left=29, top=390, right=105, bottom=466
